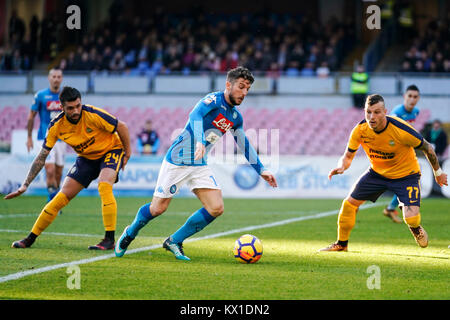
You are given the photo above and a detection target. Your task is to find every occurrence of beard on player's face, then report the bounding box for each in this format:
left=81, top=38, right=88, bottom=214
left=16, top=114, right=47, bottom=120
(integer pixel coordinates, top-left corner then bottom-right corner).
left=228, top=92, right=240, bottom=105
left=228, top=87, right=245, bottom=106
left=63, top=99, right=82, bottom=124
left=66, top=112, right=81, bottom=124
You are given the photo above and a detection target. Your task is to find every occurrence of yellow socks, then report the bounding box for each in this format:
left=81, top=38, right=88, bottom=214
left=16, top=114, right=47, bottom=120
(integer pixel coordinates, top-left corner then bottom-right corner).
left=404, top=214, right=421, bottom=228
left=337, top=200, right=358, bottom=242
left=31, top=192, right=69, bottom=236
left=98, top=182, right=117, bottom=232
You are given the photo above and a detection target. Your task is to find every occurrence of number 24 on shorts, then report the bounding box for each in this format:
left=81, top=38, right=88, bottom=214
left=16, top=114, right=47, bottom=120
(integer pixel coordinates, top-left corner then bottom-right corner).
left=104, top=152, right=119, bottom=164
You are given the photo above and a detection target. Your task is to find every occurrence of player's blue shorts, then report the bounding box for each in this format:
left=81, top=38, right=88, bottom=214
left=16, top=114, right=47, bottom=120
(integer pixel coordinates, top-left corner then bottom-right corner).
left=67, top=149, right=124, bottom=188
left=350, top=169, right=421, bottom=207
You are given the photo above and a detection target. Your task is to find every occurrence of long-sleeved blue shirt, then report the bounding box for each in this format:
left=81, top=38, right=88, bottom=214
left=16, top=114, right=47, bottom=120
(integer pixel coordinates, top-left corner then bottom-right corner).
left=165, top=91, right=265, bottom=175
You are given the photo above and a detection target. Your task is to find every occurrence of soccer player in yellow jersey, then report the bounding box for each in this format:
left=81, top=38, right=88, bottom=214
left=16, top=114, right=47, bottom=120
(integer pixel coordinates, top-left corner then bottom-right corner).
left=5, top=86, right=131, bottom=250
left=320, top=94, right=448, bottom=251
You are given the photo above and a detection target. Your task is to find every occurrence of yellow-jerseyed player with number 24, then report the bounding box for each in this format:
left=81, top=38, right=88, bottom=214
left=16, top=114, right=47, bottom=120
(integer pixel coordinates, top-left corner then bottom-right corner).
left=5, top=86, right=132, bottom=250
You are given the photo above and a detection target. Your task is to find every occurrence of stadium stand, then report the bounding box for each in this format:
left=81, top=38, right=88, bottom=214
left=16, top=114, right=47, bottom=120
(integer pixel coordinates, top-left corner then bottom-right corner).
left=0, top=105, right=433, bottom=156
left=1, top=5, right=356, bottom=75
left=0, top=1, right=448, bottom=158
left=400, top=19, right=450, bottom=73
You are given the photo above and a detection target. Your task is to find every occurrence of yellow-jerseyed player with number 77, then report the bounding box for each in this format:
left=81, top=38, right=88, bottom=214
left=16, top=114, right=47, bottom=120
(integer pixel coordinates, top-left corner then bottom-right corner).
left=319, top=94, right=448, bottom=252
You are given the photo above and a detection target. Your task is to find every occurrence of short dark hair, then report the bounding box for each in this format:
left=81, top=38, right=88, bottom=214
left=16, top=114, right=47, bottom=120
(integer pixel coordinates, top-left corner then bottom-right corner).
left=226, top=66, right=254, bottom=84
left=49, top=67, right=62, bottom=73
left=366, top=94, right=385, bottom=107
left=59, top=86, right=81, bottom=105
left=405, top=84, right=420, bottom=93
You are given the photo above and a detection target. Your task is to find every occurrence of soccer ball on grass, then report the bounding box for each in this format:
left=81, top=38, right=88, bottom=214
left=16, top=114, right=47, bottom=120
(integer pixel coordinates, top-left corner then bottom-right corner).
left=233, top=234, right=263, bottom=264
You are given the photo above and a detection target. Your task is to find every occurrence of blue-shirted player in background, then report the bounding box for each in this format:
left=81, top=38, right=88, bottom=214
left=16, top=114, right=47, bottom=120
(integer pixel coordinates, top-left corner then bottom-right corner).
left=115, top=66, right=278, bottom=260
left=383, top=84, right=421, bottom=223
left=26, top=68, right=65, bottom=206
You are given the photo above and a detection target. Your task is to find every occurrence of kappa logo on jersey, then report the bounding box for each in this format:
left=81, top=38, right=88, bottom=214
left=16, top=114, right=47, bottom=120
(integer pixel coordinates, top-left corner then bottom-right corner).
left=46, top=100, right=61, bottom=111
left=204, top=94, right=217, bottom=105
left=212, top=114, right=234, bottom=133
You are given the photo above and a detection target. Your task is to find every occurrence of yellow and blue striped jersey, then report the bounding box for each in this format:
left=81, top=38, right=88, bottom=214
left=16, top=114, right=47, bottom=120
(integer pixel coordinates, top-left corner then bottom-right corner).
left=43, top=104, right=123, bottom=160
left=347, top=116, right=423, bottom=179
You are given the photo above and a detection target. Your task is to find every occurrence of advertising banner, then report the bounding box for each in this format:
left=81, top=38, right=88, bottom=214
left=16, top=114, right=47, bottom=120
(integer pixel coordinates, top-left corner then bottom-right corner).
left=0, top=154, right=437, bottom=199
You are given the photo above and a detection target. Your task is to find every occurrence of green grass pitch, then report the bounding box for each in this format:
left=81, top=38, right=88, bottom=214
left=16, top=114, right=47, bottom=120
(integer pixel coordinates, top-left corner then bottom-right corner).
left=0, top=196, right=448, bottom=300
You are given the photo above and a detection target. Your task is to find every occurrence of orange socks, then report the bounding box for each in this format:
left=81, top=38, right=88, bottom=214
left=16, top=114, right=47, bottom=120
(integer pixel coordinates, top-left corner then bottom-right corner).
left=31, top=192, right=69, bottom=236
left=337, top=200, right=358, bottom=242
left=404, top=214, right=421, bottom=228
left=98, top=182, right=117, bottom=232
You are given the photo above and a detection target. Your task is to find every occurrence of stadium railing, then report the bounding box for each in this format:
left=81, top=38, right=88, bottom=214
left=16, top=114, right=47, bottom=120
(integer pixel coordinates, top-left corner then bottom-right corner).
left=0, top=71, right=449, bottom=96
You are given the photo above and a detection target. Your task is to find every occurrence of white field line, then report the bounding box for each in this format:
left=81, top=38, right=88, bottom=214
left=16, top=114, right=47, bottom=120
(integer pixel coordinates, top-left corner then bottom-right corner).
left=0, top=214, right=36, bottom=219
left=0, top=212, right=192, bottom=218
left=0, top=229, right=162, bottom=239
left=0, top=210, right=313, bottom=219
left=0, top=202, right=385, bottom=284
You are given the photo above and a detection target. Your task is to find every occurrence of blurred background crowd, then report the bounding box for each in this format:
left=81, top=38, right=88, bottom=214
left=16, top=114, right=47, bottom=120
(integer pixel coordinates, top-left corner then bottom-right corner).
left=1, top=0, right=448, bottom=75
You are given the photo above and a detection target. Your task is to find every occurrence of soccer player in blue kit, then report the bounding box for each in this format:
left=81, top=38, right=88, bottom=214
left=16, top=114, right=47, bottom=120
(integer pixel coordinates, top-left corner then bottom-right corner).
left=26, top=68, right=65, bottom=205
left=115, top=67, right=278, bottom=260
left=383, top=85, right=421, bottom=223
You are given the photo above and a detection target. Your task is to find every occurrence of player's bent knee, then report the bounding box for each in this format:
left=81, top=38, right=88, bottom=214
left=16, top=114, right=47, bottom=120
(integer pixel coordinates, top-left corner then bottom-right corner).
left=345, top=196, right=364, bottom=208
left=209, top=204, right=224, bottom=217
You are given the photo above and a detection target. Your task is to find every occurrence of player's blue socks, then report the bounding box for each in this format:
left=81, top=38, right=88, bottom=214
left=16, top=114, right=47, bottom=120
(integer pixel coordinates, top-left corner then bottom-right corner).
left=127, top=203, right=154, bottom=238
left=47, top=186, right=59, bottom=203
left=387, top=195, right=399, bottom=211
left=170, top=207, right=215, bottom=244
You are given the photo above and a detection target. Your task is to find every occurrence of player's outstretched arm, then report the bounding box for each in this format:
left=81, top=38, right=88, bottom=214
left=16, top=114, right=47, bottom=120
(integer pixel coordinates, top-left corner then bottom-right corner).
left=116, top=120, right=132, bottom=170
left=232, top=128, right=276, bottom=187
left=328, top=150, right=356, bottom=180
left=261, top=171, right=278, bottom=188
left=418, top=139, right=448, bottom=187
left=4, top=148, right=50, bottom=199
